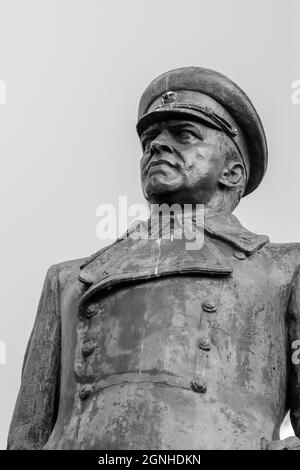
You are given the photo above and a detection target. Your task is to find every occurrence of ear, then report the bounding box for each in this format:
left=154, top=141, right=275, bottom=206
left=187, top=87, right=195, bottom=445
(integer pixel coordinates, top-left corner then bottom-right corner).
left=218, top=162, right=245, bottom=189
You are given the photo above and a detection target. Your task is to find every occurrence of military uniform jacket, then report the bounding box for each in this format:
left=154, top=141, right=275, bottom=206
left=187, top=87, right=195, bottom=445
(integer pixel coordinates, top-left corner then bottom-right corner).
left=7, top=214, right=300, bottom=450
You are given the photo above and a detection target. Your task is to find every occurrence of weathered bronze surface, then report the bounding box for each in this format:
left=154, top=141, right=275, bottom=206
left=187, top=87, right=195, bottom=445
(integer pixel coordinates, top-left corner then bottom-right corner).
left=7, top=67, right=300, bottom=450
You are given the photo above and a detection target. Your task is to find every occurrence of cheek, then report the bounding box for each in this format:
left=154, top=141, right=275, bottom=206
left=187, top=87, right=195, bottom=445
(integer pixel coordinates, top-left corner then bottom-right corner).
left=140, top=153, right=151, bottom=182
left=183, top=149, right=224, bottom=186
left=140, top=152, right=149, bottom=172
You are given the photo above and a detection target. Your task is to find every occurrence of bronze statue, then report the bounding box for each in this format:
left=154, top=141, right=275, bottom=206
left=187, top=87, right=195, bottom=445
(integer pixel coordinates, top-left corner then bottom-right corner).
left=7, top=67, right=300, bottom=450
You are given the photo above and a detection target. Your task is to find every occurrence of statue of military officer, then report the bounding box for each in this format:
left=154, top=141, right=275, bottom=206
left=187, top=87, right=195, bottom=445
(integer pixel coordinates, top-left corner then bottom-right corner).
left=7, top=67, right=300, bottom=450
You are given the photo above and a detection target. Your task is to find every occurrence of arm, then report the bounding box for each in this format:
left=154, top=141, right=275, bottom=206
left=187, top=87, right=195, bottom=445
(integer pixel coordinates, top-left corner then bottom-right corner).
left=7, top=265, right=61, bottom=450
left=267, top=265, right=300, bottom=450
left=288, top=265, right=300, bottom=439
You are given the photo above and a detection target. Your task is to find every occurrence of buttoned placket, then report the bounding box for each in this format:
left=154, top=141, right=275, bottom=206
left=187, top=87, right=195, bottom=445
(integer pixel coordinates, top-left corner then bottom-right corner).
left=191, top=278, right=226, bottom=394
left=75, top=298, right=102, bottom=401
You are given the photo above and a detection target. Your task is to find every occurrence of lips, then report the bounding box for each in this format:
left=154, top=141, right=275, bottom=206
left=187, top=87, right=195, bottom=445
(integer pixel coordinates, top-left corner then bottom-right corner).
left=148, top=159, right=178, bottom=171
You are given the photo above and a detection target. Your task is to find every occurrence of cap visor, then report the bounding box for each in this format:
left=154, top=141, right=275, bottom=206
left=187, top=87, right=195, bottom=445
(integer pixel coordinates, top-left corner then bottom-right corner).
left=136, top=107, right=222, bottom=136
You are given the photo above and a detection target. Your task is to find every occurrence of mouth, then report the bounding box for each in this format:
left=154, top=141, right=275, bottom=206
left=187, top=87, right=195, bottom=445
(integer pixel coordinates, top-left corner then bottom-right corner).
left=148, top=159, right=179, bottom=173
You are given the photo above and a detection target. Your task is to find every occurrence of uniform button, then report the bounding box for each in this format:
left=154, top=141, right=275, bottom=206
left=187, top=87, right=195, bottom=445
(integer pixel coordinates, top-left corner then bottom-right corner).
left=74, top=360, right=85, bottom=377
left=233, top=251, right=247, bottom=260
left=202, top=301, right=217, bottom=313
left=81, top=340, right=97, bottom=357
left=190, top=377, right=207, bottom=393
left=85, top=303, right=99, bottom=318
left=198, top=337, right=211, bottom=351
left=79, top=384, right=95, bottom=400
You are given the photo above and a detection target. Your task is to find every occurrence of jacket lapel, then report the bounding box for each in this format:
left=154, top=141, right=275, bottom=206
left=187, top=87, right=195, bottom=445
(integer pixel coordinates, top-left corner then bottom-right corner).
left=79, top=213, right=269, bottom=303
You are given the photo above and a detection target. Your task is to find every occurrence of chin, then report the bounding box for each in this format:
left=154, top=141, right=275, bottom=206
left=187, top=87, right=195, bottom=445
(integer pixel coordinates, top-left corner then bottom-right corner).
left=144, top=178, right=181, bottom=200
left=146, top=173, right=182, bottom=190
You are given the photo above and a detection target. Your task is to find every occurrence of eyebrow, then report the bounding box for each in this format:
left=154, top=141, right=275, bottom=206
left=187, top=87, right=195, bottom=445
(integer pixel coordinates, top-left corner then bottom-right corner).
left=141, top=121, right=204, bottom=140
left=167, top=121, right=204, bottom=137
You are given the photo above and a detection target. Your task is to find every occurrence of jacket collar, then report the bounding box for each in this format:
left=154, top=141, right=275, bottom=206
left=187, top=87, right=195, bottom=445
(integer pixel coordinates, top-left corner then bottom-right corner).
left=203, top=213, right=269, bottom=256
left=79, top=212, right=269, bottom=282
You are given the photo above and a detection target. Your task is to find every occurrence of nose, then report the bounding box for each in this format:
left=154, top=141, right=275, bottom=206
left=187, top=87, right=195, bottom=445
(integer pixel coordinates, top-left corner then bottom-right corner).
left=150, top=134, right=172, bottom=156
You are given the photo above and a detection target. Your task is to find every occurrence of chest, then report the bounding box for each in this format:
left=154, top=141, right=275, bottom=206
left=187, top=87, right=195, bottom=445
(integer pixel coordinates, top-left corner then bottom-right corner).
left=72, top=269, right=289, bottom=391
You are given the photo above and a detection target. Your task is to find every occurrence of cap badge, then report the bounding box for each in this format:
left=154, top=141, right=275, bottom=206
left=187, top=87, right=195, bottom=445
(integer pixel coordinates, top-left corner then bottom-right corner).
left=161, top=91, right=176, bottom=106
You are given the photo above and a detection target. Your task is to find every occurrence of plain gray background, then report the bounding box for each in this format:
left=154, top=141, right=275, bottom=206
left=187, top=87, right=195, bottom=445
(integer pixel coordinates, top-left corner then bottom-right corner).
left=0, top=0, right=299, bottom=449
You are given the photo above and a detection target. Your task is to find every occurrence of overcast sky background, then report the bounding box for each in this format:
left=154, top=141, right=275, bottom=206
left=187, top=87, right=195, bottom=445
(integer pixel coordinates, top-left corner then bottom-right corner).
left=0, top=0, right=299, bottom=449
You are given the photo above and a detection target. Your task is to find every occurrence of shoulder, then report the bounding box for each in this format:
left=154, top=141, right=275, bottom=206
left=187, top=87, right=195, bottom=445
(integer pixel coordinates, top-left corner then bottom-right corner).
left=263, top=241, right=300, bottom=259
left=44, top=255, right=90, bottom=287
left=44, top=243, right=117, bottom=286
left=260, top=242, right=300, bottom=276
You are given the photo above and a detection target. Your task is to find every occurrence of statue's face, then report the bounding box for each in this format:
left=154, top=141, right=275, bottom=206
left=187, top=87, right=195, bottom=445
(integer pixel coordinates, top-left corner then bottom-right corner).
left=140, top=119, right=226, bottom=205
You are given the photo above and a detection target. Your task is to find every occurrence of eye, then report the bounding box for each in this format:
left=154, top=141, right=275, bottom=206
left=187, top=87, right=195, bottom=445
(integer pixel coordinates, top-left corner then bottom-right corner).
left=173, top=128, right=199, bottom=142
left=141, top=131, right=157, bottom=151
left=141, top=137, right=151, bottom=152
left=179, top=130, right=193, bottom=138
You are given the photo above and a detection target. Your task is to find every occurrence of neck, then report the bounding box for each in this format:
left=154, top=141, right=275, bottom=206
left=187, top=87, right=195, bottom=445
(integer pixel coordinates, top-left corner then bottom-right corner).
left=148, top=191, right=235, bottom=218
left=202, top=191, right=234, bottom=216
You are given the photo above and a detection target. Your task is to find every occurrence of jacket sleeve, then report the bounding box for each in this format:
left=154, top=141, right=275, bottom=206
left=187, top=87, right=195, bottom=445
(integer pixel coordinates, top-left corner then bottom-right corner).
left=288, top=265, right=300, bottom=439
left=7, top=264, right=61, bottom=449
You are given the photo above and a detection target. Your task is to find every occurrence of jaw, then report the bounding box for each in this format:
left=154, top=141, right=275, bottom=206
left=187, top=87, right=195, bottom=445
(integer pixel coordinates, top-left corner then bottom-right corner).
left=142, top=172, right=221, bottom=206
